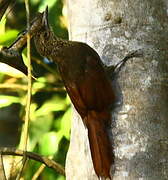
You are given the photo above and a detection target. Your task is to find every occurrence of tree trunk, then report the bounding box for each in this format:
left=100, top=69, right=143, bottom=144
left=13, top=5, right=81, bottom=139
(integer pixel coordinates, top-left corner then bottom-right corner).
left=66, top=0, right=168, bottom=179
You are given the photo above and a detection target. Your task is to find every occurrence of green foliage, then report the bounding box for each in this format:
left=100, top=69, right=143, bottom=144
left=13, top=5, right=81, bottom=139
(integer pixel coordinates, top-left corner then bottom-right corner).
left=0, top=16, right=17, bottom=46
left=0, top=0, right=69, bottom=179
left=0, top=29, right=19, bottom=46
left=0, top=95, right=20, bottom=108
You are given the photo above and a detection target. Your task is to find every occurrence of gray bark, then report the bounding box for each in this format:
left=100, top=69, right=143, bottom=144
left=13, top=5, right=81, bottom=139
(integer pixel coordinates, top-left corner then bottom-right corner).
left=66, top=0, right=168, bottom=179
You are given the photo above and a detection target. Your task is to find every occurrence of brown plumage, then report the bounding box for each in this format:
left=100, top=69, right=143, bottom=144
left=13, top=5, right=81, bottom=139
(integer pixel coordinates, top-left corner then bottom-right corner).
left=34, top=8, right=115, bottom=179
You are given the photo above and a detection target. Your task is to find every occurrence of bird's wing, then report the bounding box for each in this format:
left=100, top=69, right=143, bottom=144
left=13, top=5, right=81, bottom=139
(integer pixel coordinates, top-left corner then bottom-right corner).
left=63, top=55, right=115, bottom=117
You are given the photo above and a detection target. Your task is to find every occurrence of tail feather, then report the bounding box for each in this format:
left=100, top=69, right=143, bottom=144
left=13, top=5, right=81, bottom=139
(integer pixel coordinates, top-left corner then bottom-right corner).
left=84, top=110, right=114, bottom=179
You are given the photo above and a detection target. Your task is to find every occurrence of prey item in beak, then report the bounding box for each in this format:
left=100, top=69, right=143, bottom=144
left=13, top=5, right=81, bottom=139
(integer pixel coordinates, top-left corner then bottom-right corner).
left=42, top=6, right=49, bottom=29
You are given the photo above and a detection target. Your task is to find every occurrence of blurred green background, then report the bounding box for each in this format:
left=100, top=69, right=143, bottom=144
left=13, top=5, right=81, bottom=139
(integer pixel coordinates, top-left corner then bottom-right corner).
left=0, top=0, right=70, bottom=179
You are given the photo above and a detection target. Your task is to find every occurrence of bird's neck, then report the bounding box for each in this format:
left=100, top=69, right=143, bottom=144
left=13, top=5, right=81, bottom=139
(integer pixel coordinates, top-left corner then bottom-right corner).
left=49, top=36, right=72, bottom=57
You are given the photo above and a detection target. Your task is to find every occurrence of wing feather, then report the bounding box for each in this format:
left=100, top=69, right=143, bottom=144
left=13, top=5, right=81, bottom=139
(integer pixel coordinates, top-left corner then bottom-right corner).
left=62, top=55, right=115, bottom=116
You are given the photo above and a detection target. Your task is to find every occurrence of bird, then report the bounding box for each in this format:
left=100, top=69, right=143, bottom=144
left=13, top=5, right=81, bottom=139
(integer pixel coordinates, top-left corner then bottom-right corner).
left=34, top=7, right=116, bottom=179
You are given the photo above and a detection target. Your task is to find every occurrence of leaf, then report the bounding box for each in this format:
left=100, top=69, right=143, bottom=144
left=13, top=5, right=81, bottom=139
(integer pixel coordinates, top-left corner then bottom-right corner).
left=0, top=29, right=19, bottom=46
left=39, top=131, right=62, bottom=156
left=0, top=17, right=6, bottom=34
left=0, top=63, right=26, bottom=78
left=28, top=113, right=53, bottom=151
left=61, top=107, right=71, bottom=139
left=56, top=175, right=65, bottom=180
left=35, top=95, right=68, bottom=117
left=0, top=95, right=20, bottom=108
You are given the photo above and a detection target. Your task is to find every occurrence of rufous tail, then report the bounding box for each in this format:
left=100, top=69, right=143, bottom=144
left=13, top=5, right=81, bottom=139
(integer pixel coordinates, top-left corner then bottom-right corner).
left=84, top=110, right=114, bottom=179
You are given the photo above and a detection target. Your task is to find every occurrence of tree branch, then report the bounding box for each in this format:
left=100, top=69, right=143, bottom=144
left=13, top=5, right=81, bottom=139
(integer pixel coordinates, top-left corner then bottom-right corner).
left=0, top=11, right=44, bottom=74
left=0, top=147, right=65, bottom=176
left=0, top=83, right=64, bottom=92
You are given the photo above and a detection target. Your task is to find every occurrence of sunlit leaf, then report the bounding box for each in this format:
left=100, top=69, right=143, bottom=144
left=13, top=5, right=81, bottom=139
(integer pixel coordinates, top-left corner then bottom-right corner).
left=29, top=114, right=53, bottom=150
left=35, top=95, right=68, bottom=117
left=29, top=103, right=38, bottom=120
left=0, top=17, right=6, bottom=34
left=61, top=107, right=71, bottom=139
left=39, top=131, right=61, bottom=156
left=22, top=52, right=32, bottom=69
left=33, top=80, right=45, bottom=90
left=0, top=63, right=26, bottom=78
left=65, top=94, right=71, bottom=105
left=56, top=175, right=65, bottom=180
left=0, top=95, right=20, bottom=108
left=0, top=30, right=19, bottom=45
left=36, top=77, right=47, bottom=83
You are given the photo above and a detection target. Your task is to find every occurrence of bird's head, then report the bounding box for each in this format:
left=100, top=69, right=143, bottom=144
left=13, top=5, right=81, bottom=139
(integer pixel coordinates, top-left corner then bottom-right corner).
left=34, top=6, right=55, bottom=58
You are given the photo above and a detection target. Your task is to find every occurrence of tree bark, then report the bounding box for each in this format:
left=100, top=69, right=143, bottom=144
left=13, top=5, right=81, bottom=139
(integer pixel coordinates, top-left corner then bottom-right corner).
left=66, top=0, right=168, bottom=179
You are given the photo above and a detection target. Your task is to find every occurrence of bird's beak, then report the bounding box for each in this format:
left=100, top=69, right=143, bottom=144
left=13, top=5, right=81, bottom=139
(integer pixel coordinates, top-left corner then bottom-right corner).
left=42, top=6, right=49, bottom=29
